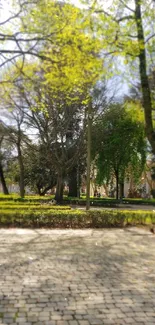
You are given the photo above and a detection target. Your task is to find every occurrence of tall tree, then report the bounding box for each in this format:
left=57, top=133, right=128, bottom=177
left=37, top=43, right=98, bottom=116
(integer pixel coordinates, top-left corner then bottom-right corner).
left=92, top=103, right=146, bottom=199
left=23, top=143, right=57, bottom=195
left=0, top=103, right=29, bottom=198
left=0, top=124, right=9, bottom=194
left=85, top=0, right=155, bottom=154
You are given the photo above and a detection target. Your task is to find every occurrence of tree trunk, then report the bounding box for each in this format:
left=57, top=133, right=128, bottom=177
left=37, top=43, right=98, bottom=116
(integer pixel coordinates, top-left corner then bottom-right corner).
left=77, top=163, right=80, bottom=198
left=115, top=171, right=119, bottom=200
left=55, top=173, right=64, bottom=203
left=135, top=0, right=155, bottom=154
left=40, top=185, right=53, bottom=196
left=17, top=144, right=25, bottom=198
left=68, top=167, right=77, bottom=197
left=0, top=162, right=9, bottom=194
left=119, top=182, right=124, bottom=199
left=86, top=103, right=92, bottom=210
left=103, top=184, right=109, bottom=197
left=36, top=184, right=42, bottom=196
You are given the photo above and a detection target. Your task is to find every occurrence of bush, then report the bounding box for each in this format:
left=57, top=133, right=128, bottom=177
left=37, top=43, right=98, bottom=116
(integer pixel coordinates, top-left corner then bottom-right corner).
left=0, top=194, right=55, bottom=202
left=0, top=204, right=71, bottom=210
left=1, top=194, right=155, bottom=206
left=63, top=197, right=155, bottom=206
left=0, top=209, right=154, bottom=228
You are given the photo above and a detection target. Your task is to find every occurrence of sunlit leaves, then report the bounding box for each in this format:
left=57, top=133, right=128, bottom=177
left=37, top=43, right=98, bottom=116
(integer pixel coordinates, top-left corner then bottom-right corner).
left=21, top=0, right=104, bottom=99
left=92, top=102, right=146, bottom=188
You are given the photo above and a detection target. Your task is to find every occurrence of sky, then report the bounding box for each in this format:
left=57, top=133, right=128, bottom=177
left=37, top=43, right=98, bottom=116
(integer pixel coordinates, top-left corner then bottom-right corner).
left=1, top=0, right=11, bottom=19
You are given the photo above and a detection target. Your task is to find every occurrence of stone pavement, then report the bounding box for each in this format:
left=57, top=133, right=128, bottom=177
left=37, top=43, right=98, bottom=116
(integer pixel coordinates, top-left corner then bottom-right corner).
left=0, top=228, right=155, bottom=325
left=74, top=205, right=155, bottom=211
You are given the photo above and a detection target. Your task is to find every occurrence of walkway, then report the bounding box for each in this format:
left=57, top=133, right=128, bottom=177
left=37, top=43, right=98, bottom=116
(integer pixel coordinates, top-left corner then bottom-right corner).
left=73, top=204, right=155, bottom=210
left=0, top=228, right=155, bottom=325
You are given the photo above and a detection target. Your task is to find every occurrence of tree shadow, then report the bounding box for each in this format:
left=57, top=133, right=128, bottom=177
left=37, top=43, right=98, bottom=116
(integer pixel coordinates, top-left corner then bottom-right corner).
left=0, top=228, right=155, bottom=324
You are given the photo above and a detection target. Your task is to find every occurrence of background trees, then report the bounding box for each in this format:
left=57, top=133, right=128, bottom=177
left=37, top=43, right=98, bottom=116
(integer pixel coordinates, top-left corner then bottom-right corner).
left=88, top=0, right=155, bottom=154
left=92, top=103, right=146, bottom=199
left=0, top=0, right=154, bottom=202
left=0, top=0, right=104, bottom=202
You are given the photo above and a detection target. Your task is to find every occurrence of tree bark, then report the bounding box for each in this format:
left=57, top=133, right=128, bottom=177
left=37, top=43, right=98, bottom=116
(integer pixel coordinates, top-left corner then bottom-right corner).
left=55, top=173, right=64, bottom=203
left=86, top=103, right=92, bottom=210
left=0, top=162, right=9, bottom=194
left=103, top=184, right=109, bottom=197
left=77, top=162, right=80, bottom=198
left=17, top=144, right=25, bottom=198
left=115, top=170, right=119, bottom=200
left=36, top=184, right=42, bottom=196
left=119, top=182, right=124, bottom=199
left=135, top=0, right=155, bottom=154
left=40, top=185, right=55, bottom=196
left=68, top=166, right=77, bottom=197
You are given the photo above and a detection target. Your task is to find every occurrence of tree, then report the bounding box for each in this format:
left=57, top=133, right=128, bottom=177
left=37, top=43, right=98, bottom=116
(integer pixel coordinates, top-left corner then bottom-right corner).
left=1, top=66, right=88, bottom=201
left=0, top=91, right=30, bottom=198
left=4, top=125, right=29, bottom=198
left=92, top=103, right=146, bottom=199
left=0, top=0, right=64, bottom=70
left=85, top=0, right=155, bottom=154
left=0, top=0, right=104, bottom=203
left=24, top=143, right=57, bottom=195
left=0, top=123, right=10, bottom=194
left=23, top=0, right=103, bottom=204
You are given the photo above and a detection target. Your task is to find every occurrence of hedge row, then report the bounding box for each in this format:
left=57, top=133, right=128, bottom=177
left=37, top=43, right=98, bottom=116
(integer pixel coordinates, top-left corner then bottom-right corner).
left=0, top=194, right=155, bottom=206
left=0, top=197, right=53, bottom=202
left=0, top=201, right=41, bottom=205
left=65, top=198, right=155, bottom=206
left=0, top=205, right=71, bottom=210
left=0, top=209, right=154, bottom=227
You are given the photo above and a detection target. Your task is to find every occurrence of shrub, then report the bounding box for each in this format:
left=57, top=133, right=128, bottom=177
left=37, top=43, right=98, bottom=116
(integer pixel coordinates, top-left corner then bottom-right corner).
left=0, top=204, right=71, bottom=210
left=0, top=209, right=154, bottom=228
left=0, top=193, right=155, bottom=206
left=64, top=197, right=155, bottom=206
left=0, top=194, right=55, bottom=202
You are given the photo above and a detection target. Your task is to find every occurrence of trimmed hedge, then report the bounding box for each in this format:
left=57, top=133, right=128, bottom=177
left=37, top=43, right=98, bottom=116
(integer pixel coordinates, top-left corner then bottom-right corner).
left=0, top=209, right=154, bottom=228
left=0, top=194, right=55, bottom=202
left=0, top=201, right=41, bottom=205
left=64, top=198, right=155, bottom=207
left=0, top=205, right=71, bottom=210
left=0, top=193, right=155, bottom=207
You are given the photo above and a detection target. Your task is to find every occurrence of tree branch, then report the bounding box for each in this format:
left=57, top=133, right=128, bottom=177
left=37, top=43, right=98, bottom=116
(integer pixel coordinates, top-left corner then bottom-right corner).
left=94, top=8, right=134, bottom=23
left=119, top=0, right=135, bottom=13
left=145, top=33, right=155, bottom=43
left=0, top=49, right=56, bottom=63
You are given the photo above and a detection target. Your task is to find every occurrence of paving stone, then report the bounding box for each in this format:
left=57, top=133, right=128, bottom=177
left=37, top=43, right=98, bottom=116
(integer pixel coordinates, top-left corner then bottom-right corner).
left=62, top=315, right=73, bottom=320
left=56, top=320, right=68, bottom=325
left=125, top=318, right=135, bottom=323
left=0, top=228, right=154, bottom=325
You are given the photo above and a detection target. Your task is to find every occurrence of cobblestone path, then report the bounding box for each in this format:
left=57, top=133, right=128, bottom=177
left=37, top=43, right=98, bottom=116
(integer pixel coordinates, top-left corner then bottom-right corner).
left=0, top=228, right=155, bottom=325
